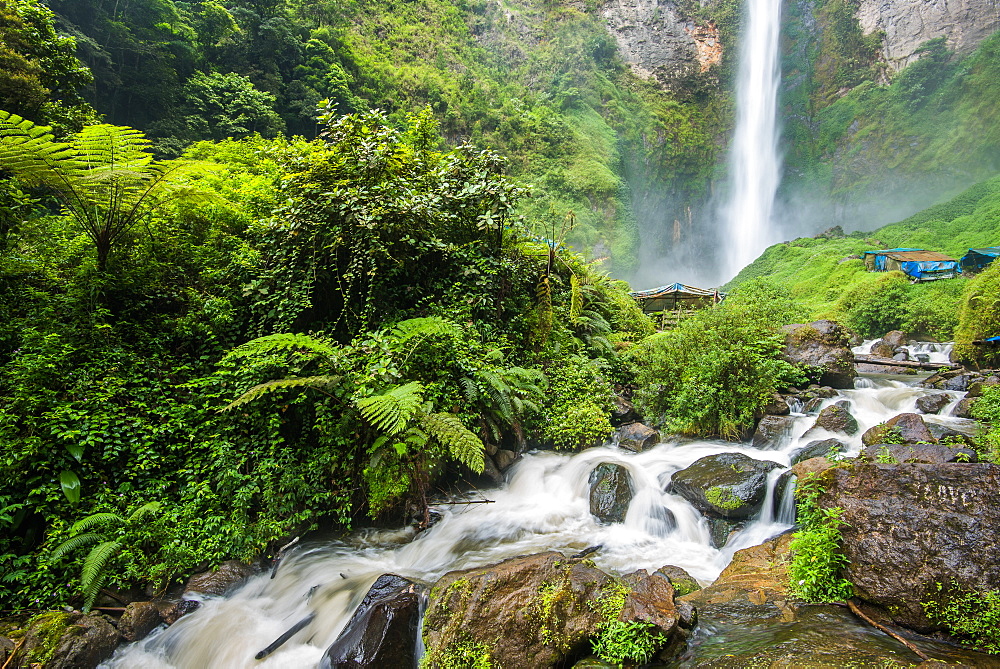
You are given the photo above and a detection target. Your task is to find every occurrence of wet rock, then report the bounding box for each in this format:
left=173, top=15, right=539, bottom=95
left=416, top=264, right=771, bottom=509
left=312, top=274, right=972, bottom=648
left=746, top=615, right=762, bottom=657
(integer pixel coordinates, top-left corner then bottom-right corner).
left=803, top=401, right=858, bottom=437
left=861, top=442, right=978, bottom=464
left=480, top=454, right=504, bottom=485
left=610, top=395, right=639, bottom=426
left=951, top=396, right=975, bottom=418
left=870, top=342, right=895, bottom=358
left=881, top=330, right=908, bottom=348
left=892, top=351, right=910, bottom=361
left=966, top=378, right=999, bottom=398
left=861, top=412, right=934, bottom=446
left=790, top=438, right=845, bottom=465
left=422, top=551, right=681, bottom=668
left=320, top=574, right=423, bottom=669
left=588, top=463, right=633, bottom=524
left=802, top=397, right=824, bottom=414
left=790, top=456, right=837, bottom=478
left=494, top=449, right=517, bottom=470
left=751, top=415, right=796, bottom=449
left=761, top=393, right=790, bottom=416
left=157, top=599, right=200, bottom=625
left=915, top=393, right=951, bottom=414
left=819, top=464, right=1000, bottom=631
left=615, top=421, right=659, bottom=452
left=926, top=422, right=978, bottom=445
left=944, top=372, right=980, bottom=392
left=117, top=601, right=161, bottom=642
left=670, top=453, right=783, bottom=520
left=781, top=320, right=856, bottom=388
left=707, top=517, right=744, bottom=548
left=184, top=560, right=254, bottom=597
left=656, top=565, right=701, bottom=597
left=14, top=612, right=119, bottom=669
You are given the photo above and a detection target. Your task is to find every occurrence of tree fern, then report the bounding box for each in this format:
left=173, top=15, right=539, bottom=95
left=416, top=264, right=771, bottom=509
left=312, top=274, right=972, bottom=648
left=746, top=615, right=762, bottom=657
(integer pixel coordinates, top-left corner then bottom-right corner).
left=80, top=540, right=122, bottom=612
left=69, top=512, right=124, bottom=535
left=127, top=501, right=162, bottom=523
left=388, top=317, right=458, bottom=344
left=49, top=532, right=104, bottom=561
left=222, top=375, right=341, bottom=411
left=419, top=411, right=485, bottom=474
left=355, top=381, right=425, bottom=435
left=222, top=333, right=339, bottom=364
left=536, top=276, right=553, bottom=345
left=477, top=369, right=514, bottom=423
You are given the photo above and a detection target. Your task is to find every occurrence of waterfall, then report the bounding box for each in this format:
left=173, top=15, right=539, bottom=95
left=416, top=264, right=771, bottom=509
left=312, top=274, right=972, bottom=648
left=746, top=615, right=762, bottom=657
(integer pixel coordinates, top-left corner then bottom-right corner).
left=721, top=0, right=784, bottom=280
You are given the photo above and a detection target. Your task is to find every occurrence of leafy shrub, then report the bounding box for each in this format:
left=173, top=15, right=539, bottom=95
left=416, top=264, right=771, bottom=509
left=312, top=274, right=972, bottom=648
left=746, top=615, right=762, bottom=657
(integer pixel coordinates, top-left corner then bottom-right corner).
left=953, top=261, right=1000, bottom=367
left=788, top=473, right=854, bottom=602
left=924, top=584, right=1000, bottom=653
left=837, top=271, right=910, bottom=339
left=971, top=385, right=1000, bottom=463
left=630, top=278, right=805, bottom=439
left=537, top=357, right=614, bottom=450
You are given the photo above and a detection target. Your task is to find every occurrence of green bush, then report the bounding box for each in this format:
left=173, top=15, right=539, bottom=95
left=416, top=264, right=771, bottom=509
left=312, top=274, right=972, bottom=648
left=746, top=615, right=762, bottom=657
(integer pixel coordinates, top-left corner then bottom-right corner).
left=788, top=473, right=854, bottom=602
left=837, top=271, right=910, bottom=339
left=924, top=584, right=1000, bottom=653
left=630, top=278, right=805, bottom=439
left=953, top=261, right=1000, bottom=367
left=971, top=385, right=1000, bottom=463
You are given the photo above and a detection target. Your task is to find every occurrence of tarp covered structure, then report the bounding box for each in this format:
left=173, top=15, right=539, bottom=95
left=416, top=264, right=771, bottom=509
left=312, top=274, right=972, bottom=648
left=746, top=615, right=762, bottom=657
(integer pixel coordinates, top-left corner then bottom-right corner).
left=960, top=247, right=1000, bottom=273
left=629, top=283, right=723, bottom=314
left=863, top=249, right=960, bottom=281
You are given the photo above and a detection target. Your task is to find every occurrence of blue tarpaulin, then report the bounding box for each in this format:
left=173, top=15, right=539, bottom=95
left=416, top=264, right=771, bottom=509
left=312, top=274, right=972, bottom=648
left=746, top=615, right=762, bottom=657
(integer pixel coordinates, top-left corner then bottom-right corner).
left=864, top=249, right=959, bottom=281
left=960, top=247, right=1000, bottom=272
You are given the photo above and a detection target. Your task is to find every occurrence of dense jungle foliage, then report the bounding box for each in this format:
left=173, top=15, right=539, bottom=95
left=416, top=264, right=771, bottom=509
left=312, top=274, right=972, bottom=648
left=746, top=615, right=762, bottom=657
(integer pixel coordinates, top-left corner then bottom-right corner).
left=0, top=102, right=657, bottom=612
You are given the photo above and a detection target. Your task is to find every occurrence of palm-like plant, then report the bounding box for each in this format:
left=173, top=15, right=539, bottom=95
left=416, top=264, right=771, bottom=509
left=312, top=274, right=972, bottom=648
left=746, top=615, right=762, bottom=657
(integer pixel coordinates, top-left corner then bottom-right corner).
left=0, top=110, right=217, bottom=270
left=460, top=355, right=547, bottom=449
left=49, top=502, right=161, bottom=612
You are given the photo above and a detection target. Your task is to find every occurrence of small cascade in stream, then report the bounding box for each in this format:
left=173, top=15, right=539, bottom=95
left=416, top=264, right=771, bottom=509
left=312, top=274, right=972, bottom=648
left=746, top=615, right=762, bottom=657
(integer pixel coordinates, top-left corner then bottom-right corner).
left=104, top=373, right=974, bottom=668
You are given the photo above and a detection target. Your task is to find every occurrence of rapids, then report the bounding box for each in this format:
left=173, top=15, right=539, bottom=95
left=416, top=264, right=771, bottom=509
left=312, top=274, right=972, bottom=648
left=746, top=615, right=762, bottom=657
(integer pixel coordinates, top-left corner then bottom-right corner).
left=103, top=366, right=970, bottom=668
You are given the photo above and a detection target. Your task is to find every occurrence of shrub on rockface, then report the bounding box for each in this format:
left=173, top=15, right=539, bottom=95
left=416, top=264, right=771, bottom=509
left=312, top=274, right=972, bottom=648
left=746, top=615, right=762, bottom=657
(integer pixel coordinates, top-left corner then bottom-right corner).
left=630, top=278, right=805, bottom=439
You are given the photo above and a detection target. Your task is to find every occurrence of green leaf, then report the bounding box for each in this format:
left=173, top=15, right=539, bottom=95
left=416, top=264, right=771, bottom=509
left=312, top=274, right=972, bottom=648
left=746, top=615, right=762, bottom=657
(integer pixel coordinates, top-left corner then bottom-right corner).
left=59, top=470, right=81, bottom=504
left=65, top=443, right=84, bottom=463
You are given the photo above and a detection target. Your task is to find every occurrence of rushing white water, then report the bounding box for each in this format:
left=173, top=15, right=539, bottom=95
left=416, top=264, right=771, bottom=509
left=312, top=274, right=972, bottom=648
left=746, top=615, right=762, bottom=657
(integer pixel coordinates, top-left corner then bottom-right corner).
left=104, top=374, right=972, bottom=669
left=853, top=339, right=955, bottom=364
left=721, top=0, right=784, bottom=280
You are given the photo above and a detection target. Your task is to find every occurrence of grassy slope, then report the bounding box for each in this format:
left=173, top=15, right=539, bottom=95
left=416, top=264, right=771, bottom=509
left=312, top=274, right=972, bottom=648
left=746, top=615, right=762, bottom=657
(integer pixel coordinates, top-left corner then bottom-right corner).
left=727, top=175, right=1000, bottom=336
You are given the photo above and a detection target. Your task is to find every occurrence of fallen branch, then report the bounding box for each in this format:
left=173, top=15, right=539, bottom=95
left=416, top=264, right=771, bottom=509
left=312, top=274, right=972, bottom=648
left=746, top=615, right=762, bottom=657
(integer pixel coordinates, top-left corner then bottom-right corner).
left=853, top=356, right=956, bottom=370
left=847, top=599, right=929, bottom=661
left=270, top=536, right=301, bottom=579
left=439, top=499, right=495, bottom=505
left=2, top=637, right=25, bottom=669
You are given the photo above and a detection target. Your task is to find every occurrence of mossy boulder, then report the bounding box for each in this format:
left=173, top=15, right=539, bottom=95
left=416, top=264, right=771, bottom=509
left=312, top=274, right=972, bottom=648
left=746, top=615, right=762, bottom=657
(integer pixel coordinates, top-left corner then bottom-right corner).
left=803, top=401, right=858, bottom=438
left=421, top=551, right=683, bottom=668
left=670, top=453, right=783, bottom=520
left=790, top=438, right=845, bottom=465
left=861, top=412, right=934, bottom=446
left=7, top=612, right=118, bottom=669
left=780, top=320, right=856, bottom=388
left=588, top=463, right=633, bottom=524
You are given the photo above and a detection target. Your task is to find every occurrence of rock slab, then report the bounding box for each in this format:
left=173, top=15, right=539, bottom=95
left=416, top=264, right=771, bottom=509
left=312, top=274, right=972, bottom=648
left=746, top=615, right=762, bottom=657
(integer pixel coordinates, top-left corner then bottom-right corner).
left=819, top=463, right=1000, bottom=631
left=670, top=453, right=783, bottom=520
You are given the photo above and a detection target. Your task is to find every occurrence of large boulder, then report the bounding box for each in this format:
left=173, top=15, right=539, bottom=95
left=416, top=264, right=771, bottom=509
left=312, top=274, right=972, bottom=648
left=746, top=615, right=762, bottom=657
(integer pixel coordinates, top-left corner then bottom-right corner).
left=860, top=442, right=978, bottom=464
left=10, top=612, right=119, bottom=669
left=184, top=560, right=254, bottom=596
left=915, top=393, right=951, bottom=414
left=614, top=422, right=659, bottom=452
left=789, top=438, right=845, bottom=465
left=117, top=601, right=162, bottom=642
left=861, top=413, right=934, bottom=446
left=780, top=320, right=856, bottom=388
left=588, top=463, right=633, bottom=524
left=421, top=552, right=682, bottom=668
left=320, top=574, right=423, bottom=669
left=670, top=453, right=783, bottom=520
left=610, top=396, right=639, bottom=426
left=803, top=401, right=858, bottom=437
left=819, top=464, right=1000, bottom=631
left=751, top=415, right=796, bottom=449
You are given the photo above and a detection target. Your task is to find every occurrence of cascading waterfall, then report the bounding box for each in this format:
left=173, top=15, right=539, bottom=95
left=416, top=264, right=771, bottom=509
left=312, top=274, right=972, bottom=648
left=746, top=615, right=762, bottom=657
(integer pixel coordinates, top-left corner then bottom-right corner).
left=102, top=364, right=977, bottom=669
left=721, top=0, right=784, bottom=280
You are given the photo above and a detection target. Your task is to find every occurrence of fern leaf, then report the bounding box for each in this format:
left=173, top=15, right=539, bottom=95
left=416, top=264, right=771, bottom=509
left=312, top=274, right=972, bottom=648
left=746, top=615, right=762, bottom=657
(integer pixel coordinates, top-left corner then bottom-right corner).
left=460, top=376, right=480, bottom=403
left=478, top=369, right=513, bottom=423
left=49, top=533, right=103, bottom=561
left=70, top=512, right=124, bottom=535
left=80, top=541, right=121, bottom=612
left=388, top=316, right=459, bottom=344
left=570, top=273, right=583, bottom=322
left=222, top=333, right=339, bottom=363
left=355, top=381, right=425, bottom=435
left=222, top=375, right=340, bottom=411
left=127, top=501, right=161, bottom=523
left=419, top=411, right=485, bottom=474
left=535, top=276, right=553, bottom=344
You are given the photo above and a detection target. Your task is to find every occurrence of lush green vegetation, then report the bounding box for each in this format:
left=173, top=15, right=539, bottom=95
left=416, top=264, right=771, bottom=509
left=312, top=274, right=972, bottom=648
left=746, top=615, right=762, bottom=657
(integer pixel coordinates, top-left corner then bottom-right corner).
left=629, top=278, right=805, bottom=439
left=0, top=104, right=653, bottom=612
left=924, top=584, right=1000, bottom=653
left=788, top=472, right=854, bottom=603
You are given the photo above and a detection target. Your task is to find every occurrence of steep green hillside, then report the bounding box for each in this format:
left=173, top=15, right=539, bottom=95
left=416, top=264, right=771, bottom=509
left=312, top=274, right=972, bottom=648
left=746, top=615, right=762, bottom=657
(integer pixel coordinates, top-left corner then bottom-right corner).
left=728, top=175, right=1000, bottom=339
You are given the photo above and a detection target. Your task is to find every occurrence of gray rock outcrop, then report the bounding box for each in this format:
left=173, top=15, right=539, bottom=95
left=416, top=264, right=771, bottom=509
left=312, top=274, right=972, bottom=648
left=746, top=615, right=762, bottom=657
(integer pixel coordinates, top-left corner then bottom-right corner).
left=670, top=453, right=783, bottom=520
left=781, top=320, right=856, bottom=388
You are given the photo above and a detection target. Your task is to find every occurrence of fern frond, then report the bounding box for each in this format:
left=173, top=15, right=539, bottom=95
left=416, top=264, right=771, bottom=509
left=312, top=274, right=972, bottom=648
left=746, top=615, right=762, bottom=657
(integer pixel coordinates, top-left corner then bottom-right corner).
left=223, top=375, right=341, bottom=411
left=460, top=376, right=480, bottom=403
left=478, top=369, right=513, bottom=423
left=419, top=411, right=485, bottom=474
left=69, top=512, right=124, bottom=535
left=80, top=541, right=122, bottom=612
left=570, top=273, right=584, bottom=322
left=222, top=333, right=339, bottom=363
left=50, top=533, right=103, bottom=561
left=0, top=110, right=83, bottom=187
left=388, top=316, right=459, bottom=344
left=127, top=501, right=161, bottom=523
left=535, top=276, right=553, bottom=344
left=355, top=381, right=425, bottom=435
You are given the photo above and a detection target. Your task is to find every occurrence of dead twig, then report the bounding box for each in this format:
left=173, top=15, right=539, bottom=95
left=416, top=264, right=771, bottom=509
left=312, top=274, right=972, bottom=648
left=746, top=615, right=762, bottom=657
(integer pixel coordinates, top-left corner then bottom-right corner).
left=847, top=599, right=929, bottom=662
left=2, top=637, right=25, bottom=669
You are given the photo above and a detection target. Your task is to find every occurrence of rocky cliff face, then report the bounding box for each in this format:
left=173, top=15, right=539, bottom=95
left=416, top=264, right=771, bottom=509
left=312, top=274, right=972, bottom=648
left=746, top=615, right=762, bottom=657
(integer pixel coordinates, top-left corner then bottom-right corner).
left=858, top=0, right=1000, bottom=70
left=601, top=0, right=722, bottom=87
